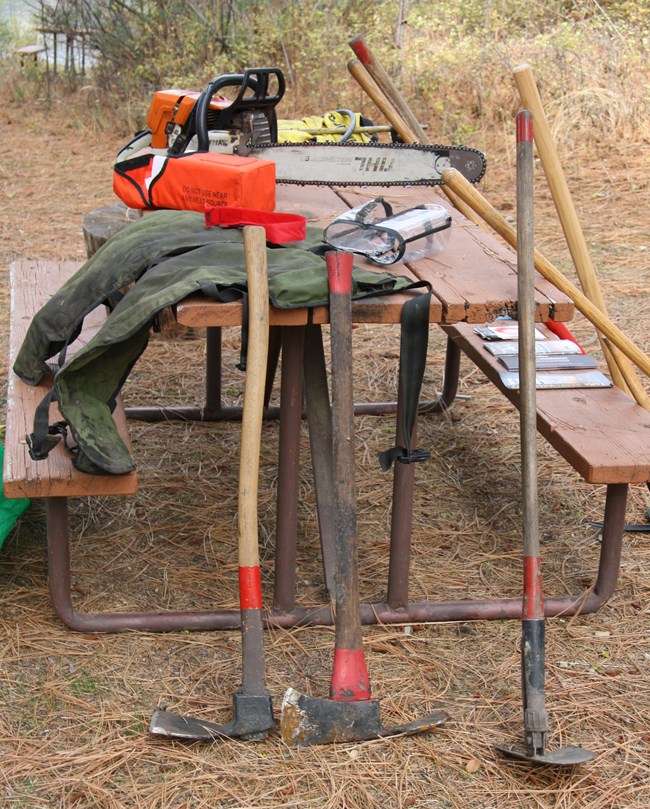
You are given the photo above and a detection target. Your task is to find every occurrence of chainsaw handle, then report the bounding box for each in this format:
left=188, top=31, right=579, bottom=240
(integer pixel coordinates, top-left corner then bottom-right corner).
left=166, top=72, right=249, bottom=155
left=195, top=67, right=285, bottom=151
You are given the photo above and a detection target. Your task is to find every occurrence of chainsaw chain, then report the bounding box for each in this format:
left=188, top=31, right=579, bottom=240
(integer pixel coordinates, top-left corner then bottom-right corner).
left=251, top=140, right=487, bottom=186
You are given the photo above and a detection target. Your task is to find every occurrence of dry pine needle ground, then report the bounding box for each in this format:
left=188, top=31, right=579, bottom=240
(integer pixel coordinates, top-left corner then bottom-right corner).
left=0, top=83, right=649, bottom=808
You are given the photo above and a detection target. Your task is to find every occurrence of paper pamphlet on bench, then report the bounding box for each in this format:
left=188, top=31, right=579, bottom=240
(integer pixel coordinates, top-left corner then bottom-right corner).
left=484, top=339, right=581, bottom=357
left=474, top=324, right=546, bottom=341
left=497, top=354, right=598, bottom=372
left=499, top=369, right=612, bottom=390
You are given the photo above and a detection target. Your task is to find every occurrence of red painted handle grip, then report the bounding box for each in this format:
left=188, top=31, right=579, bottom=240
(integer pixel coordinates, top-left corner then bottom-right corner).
left=522, top=556, right=544, bottom=620
left=516, top=109, right=533, bottom=143
left=239, top=566, right=263, bottom=610
left=349, top=34, right=372, bottom=66
left=326, top=250, right=354, bottom=295
left=330, top=648, right=371, bottom=701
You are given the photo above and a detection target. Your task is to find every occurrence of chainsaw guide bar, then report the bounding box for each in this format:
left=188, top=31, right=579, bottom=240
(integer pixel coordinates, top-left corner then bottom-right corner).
left=241, top=140, right=487, bottom=187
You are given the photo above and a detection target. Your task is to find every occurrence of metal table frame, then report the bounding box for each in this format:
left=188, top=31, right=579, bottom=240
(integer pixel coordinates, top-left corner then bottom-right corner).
left=45, top=189, right=627, bottom=633
left=44, top=323, right=628, bottom=633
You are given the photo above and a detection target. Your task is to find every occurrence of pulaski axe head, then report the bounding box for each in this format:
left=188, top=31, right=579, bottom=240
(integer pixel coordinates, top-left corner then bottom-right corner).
left=150, top=692, right=274, bottom=742
left=280, top=687, right=448, bottom=746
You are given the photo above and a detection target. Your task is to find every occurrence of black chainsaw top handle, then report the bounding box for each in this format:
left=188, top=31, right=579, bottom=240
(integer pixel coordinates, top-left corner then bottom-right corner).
left=195, top=67, right=285, bottom=151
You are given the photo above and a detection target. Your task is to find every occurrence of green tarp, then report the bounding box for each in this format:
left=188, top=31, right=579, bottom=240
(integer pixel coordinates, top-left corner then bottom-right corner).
left=0, top=444, right=30, bottom=549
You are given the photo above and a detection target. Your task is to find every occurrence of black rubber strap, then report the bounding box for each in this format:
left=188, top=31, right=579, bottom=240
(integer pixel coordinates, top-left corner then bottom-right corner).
left=26, top=388, right=68, bottom=460
left=378, top=290, right=432, bottom=471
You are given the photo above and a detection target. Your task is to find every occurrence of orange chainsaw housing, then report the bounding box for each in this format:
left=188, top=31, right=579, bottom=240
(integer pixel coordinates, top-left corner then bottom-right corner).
left=146, top=90, right=232, bottom=149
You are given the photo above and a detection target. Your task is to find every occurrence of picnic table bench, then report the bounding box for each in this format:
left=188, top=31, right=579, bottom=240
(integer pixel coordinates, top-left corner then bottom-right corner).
left=3, top=259, right=248, bottom=632
left=3, top=184, right=650, bottom=632
left=434, top=321, right=650, bottom=620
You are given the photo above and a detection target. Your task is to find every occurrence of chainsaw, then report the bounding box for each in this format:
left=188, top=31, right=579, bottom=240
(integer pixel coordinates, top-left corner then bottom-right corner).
left=127, top=67, right=487, bottom=187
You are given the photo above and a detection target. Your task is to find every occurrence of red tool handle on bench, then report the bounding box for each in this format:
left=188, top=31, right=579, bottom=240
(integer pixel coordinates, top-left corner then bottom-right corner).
left=544, top=319, right=586, bottom=354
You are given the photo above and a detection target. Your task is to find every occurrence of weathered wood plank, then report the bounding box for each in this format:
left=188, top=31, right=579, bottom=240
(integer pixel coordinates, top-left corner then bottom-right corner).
left=444, top=322, right=650, bottom=484
left=337, top=186, right=574, bottom=324
left=4, top=259, right=138, bottom=498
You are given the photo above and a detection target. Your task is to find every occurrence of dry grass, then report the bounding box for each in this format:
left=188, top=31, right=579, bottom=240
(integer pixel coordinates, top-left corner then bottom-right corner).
left=1, top=59, right=649, bottom=808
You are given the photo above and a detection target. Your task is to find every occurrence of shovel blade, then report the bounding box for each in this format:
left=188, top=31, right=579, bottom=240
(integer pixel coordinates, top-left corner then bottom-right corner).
left=280, top=687, right=448, bottom=746
left=494, top=743, right=595, bottom=766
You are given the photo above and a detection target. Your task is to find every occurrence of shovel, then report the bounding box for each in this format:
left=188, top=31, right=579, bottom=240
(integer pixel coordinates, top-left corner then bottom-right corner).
left=280, top=250, right=448, bottom=745
left=494, top=112, right=594, bottom=766
left=150, top=226, right=274, bottom=741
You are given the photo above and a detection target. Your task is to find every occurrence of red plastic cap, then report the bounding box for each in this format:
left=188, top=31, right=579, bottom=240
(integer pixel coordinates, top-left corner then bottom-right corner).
left=326, top=250, right=354, bottom=295
left=544, top=319, right=586, bottom=354
left=516, top=110, right=534, bottom=143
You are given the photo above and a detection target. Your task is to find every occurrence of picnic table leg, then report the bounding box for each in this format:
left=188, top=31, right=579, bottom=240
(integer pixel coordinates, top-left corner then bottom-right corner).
left=46, top=497, right=240, bottom=632
left=204, top=325, right=280, bottom=417
left=387, top=406, right=418, bottom=611
left=420, top=336, right=461, bottom=413
left=265, top=327, right=283, bottom=408
left=125, top=325, right=282, bottom=422
left=352, top=337, right=461, bottom=417
left=42, top=483, right=625, bottom=633
left=304, top=324, right=337, bottom=598
left=203, top=326, right=222, bottom=418
left=272, top=326, right=305, bottom=615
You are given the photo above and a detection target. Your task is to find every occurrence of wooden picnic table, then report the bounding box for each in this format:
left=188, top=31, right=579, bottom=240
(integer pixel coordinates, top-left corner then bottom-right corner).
left=169, top=182, right=578, bottom=623
left=11, top=179, right=647, bottom=634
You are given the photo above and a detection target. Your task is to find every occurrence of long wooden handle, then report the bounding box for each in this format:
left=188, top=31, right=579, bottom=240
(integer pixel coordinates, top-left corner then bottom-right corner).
left=238, top=226, right=270, bottom=697
left=513, top=64, right=605, bottom=305
left=326, top=250, right=371, bottom=701
left=442, top=168, right=650, bottom=380
left=347, top=58, right=418, bottom=142
left=516, top=111, right=541, bottom=564
left=347, top=55, right=485, bottom=228
left=349, top=35, right=428, bottom=143
left=513, top=64, right=649, bottom=407
left=327, top=250, right=361, bottom=652
left=239, top=226, right=269, bottom=571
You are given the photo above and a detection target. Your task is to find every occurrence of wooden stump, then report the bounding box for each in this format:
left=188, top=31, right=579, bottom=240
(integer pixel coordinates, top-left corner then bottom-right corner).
left=82, top=203, right=142, bottom=258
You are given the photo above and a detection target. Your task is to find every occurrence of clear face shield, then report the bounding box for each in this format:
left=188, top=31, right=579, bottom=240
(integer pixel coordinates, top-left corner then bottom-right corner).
left=324, top=198, right=452, bottom=265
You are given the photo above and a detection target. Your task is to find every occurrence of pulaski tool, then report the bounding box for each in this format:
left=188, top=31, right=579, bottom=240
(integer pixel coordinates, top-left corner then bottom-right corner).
left=150, top=226, right=274, bottom=742
left=280, top=251, right=448, bottom=745
left=494, top=112, right=594, bottom=766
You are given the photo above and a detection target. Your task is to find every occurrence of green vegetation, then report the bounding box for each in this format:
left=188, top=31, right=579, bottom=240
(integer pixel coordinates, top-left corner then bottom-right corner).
left=2, top=1, right=649, bottom=139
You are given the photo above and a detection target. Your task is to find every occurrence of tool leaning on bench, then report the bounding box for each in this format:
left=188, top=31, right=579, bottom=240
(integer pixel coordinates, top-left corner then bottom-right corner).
left=3, top=185, right=650, bottom=632
left=436, top=321, right=650, bottom=620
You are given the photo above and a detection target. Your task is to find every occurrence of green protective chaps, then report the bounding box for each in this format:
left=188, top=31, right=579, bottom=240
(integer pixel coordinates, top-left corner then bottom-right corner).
left=15, top=210, right=427, bottom=475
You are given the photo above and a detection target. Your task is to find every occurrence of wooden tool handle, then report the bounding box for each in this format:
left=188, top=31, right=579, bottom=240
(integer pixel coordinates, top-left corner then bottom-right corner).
left=516, top=110, right=542, bottom=568
left=441, top=168, right=650, bottom=380
left=347, top=53, right=486, bottom=229
left=513, top=64, right=605, bottom=306
left=326, top=250, right=359, bottom=644
left=513, top=63, right=650, bottom=407
left=347, top=58, right=417, bottom=142
left=326, top=250, right=371, bottom=700
left=239, top=226, right=269, bottom=571
left=349, top=35, right=428, bottom=143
